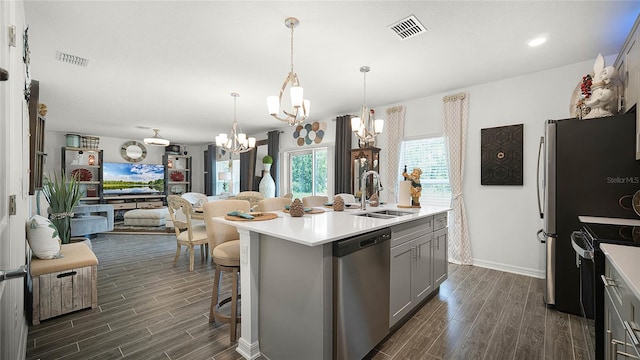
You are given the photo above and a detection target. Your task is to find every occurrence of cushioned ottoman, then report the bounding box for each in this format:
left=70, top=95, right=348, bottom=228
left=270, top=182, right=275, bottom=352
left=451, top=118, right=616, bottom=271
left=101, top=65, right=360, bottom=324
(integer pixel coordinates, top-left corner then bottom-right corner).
left=30, top=242, right=98, bottom=325
left=124, top=209, right=166, bottom=226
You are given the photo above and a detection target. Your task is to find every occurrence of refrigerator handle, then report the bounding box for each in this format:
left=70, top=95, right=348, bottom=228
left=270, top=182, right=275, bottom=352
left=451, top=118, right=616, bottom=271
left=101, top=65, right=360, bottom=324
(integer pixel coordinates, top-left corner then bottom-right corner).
left=536, top=136, right=544, bottom=219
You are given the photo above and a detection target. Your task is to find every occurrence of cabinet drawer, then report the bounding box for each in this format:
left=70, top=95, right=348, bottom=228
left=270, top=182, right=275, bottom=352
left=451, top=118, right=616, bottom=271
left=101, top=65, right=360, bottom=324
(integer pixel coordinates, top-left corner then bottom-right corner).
left=391, top=216, right=433, bottom=247
left=434, top=213, right=447, bottom=231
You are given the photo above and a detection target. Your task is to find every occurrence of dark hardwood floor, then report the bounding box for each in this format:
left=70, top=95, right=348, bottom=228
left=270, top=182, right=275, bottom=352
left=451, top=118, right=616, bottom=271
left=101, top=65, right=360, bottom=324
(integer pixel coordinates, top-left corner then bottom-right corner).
left=27, top=233, right=590, bottom=360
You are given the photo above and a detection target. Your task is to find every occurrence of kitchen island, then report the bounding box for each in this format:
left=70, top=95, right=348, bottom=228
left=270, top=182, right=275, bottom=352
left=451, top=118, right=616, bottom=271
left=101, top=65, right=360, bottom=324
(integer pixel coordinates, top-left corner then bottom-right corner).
left=213, top=204, right=450, bottom=360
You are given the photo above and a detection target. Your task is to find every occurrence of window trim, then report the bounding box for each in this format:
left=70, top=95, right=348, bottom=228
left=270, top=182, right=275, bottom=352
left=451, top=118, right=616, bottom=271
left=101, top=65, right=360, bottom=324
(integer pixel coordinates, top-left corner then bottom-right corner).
left=283, top=146, right=333, bottom=197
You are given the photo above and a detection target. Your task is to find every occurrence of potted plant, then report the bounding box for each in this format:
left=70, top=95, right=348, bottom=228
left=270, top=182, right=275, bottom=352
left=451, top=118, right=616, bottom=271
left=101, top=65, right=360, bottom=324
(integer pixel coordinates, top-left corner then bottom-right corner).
left=259, top=155, right=276, bottom=198
left=42, top=171, right=82, bottom=244
left=262, top=155, right=273, bottom=168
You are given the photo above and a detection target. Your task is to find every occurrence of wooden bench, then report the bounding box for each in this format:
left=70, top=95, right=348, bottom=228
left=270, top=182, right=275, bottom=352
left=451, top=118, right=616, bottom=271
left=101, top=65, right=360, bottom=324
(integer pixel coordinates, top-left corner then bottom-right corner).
left=30, top=241, right=98, bottom=325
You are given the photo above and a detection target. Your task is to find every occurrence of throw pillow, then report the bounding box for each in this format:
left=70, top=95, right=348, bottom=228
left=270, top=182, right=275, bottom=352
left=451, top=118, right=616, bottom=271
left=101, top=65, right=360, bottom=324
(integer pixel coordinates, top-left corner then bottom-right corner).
left=26, top=215, right=62, bottom=260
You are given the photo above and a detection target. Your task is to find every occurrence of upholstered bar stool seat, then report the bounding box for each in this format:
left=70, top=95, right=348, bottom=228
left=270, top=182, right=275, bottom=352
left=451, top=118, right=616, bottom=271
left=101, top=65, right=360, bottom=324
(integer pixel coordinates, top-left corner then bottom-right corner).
left=203, top=199, right=249, bottom=343
left=210, top=239, right=241, bottom=339
left=211, top=240, right=240, bottom=266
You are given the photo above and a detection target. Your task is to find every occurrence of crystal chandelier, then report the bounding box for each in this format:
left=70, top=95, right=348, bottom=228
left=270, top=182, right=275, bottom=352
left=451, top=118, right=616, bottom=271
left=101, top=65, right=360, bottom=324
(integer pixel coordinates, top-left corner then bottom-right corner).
left=267, top=17, right=310, bottom=126
left=215, top=93, right=256, bottom=154
left=351, top=66, right=384, bottom=148
left=144, top=129, right=170, bottom=146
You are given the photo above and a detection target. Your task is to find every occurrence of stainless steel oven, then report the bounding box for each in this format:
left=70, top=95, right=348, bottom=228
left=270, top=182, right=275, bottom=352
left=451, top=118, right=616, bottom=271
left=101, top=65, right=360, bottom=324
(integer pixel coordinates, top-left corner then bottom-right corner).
left=574, top=216, right=640, bottom=360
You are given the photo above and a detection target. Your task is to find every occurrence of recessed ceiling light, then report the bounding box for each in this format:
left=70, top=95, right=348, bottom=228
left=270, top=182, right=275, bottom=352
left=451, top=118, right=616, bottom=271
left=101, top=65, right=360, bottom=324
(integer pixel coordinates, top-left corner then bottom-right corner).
left=528, top=37, right=547, bottom=47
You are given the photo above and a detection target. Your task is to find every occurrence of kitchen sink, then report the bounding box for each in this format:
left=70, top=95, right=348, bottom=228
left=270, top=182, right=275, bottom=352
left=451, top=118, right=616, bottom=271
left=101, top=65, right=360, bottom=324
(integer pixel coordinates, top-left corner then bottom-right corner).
left=353, top=212, right=396, bottom=219
left=352, top=210, right=415, bottom=219
left=371, top=210, right=415, bottom=216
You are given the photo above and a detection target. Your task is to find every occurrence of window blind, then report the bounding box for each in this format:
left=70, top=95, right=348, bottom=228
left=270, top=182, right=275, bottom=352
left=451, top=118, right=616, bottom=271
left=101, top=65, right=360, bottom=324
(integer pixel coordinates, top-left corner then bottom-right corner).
left=399, top=137, right=451, bottom=207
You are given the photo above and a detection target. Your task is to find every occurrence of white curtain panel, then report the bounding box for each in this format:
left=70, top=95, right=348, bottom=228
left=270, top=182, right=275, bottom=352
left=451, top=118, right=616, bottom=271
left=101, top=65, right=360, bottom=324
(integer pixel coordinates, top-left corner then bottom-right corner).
left=443, top=93, right=472, bottom=265
left=385, top=106, right=405, bottom=204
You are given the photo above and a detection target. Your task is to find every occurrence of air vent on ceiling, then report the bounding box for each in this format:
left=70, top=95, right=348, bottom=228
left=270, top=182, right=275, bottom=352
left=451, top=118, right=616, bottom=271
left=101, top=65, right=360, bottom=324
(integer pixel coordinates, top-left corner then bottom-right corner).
left=388, top=15, right=426, bottom=41
left=56, top=51, right=89, bottom=67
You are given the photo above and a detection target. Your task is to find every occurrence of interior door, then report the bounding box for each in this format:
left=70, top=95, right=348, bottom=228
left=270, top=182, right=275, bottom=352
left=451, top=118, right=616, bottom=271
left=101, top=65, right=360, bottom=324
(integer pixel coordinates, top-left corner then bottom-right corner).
left=0, top=0, right=30, bottom=358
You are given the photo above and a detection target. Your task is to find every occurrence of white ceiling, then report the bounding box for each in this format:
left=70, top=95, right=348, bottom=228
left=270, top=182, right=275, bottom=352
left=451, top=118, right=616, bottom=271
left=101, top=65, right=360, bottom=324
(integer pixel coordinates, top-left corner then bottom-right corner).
left=23, top=1, right=640, bottom=146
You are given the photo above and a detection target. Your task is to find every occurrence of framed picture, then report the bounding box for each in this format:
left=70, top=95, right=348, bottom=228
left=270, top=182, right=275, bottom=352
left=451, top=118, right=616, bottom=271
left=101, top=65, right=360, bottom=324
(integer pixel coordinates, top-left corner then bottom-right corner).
left=481, top=124, right=523, bottom=185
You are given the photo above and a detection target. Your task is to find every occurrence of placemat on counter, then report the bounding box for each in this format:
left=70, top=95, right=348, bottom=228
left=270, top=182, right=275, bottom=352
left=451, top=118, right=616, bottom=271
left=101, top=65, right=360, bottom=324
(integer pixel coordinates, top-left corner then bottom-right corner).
left=283, top=208, right=325, bottom=214
left=224, top=212, right=279, bottom=221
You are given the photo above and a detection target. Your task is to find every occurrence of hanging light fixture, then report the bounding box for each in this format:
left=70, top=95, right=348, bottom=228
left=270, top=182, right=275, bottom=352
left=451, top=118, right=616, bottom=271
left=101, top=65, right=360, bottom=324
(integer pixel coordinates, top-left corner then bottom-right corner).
left=351, top=66, right=384, bottom=148
left=215, top=93, right=256, bottom=154
left=144, top=128, right=170, bottom=146
left=266, top=17, right=310, bottom=126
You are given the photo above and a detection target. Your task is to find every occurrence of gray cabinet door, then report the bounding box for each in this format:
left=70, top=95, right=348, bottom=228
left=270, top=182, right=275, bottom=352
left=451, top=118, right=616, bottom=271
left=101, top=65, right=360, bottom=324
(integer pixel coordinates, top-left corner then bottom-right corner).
left=390, top=239, right=414, bottom=327
left=413, top=233, right=433, bottom=303
left=433, top=228, right=448, bottom=289
left=605, top=287, right=627, bottom=360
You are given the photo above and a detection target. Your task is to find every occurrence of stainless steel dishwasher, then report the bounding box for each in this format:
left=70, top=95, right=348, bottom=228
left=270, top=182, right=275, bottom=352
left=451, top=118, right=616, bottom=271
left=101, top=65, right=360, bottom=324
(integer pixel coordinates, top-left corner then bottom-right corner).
left=333, top=227, right=391, bottom=360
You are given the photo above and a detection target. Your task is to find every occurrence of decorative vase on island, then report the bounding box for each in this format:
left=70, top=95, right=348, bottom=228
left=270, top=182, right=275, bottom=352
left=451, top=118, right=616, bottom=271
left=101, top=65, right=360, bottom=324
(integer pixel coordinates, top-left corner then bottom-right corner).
left=259, top=163, right=276, bottom=198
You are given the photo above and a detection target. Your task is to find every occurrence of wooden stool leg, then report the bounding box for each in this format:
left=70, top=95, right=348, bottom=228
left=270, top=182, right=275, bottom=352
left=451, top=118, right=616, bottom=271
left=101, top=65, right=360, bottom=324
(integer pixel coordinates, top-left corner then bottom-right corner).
left=189, top=244, right=195, bottom=272
left=230, top=268, right=239, bottom=342
left=173, top=244, right=181, bottom=267
left=210, top=267, right=221, bottom=323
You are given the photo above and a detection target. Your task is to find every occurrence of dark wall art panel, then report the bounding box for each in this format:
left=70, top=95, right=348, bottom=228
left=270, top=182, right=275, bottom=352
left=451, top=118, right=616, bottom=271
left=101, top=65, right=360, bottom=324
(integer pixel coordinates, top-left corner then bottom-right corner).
left=481, top=124, right=523, bottom=185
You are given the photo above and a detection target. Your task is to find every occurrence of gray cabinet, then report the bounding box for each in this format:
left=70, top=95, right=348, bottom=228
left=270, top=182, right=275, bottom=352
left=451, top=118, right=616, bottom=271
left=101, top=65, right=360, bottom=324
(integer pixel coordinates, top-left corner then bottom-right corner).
left=414, top=234, right=434, bottom=303
left=390, top=213, right=448, bottom=327
left=390, top=233, right=433, bottom=326
left=433, top=227, right=448, bottom=289
left=390, top=238, right=415, bottom=325
left=433, top=213, right=448, bottom=289
left=614, top=14, right=640, bottom=159
left=603, top=256, right=640, bottom=359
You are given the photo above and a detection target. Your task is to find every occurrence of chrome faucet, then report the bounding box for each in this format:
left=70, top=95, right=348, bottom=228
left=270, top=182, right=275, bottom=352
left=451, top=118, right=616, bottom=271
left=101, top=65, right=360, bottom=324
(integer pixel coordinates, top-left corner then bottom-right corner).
left=360, top=170, right=381, bottom=210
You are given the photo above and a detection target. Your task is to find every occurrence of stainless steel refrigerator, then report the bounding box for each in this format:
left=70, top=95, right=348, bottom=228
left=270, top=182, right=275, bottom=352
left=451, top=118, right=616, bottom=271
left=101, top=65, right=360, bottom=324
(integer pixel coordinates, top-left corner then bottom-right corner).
left=537, top=112, right=640, bottom=315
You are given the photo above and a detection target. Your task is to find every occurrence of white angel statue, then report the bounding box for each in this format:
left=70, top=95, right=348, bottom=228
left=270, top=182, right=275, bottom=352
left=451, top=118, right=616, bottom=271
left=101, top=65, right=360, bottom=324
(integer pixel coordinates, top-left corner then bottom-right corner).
left=582, top=53, right=621, bottom=119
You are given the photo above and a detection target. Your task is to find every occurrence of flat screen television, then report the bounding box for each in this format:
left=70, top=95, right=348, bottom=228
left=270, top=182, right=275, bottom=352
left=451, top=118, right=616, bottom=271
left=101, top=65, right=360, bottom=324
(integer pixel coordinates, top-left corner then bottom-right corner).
left=103, top=162, right=165, bottom=195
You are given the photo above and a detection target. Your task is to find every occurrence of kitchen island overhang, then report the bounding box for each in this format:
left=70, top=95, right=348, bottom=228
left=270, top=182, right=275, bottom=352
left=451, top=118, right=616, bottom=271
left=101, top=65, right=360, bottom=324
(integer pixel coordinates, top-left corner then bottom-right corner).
left=212, top=204, right=451, bottom=360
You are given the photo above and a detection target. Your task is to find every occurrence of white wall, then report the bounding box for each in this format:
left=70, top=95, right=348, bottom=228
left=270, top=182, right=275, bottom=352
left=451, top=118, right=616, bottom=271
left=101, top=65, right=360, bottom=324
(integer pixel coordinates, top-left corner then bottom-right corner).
left=374, top=58, right=608, bottom=278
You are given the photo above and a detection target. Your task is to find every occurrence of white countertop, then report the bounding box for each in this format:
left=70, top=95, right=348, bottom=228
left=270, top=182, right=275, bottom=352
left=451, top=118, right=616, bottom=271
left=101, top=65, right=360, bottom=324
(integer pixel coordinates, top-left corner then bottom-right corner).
left=579, top=216, right=640, bottom=226
left=212, top=204, right=450, bottom=246
left=600, top=243, right=640, bottom=301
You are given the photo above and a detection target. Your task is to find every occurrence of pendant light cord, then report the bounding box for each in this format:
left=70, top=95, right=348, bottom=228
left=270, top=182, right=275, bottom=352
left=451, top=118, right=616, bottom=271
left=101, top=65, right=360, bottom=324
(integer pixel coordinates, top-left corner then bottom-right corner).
left=290, top=19, right=295, bottom=75
left=363, top=70, right=367, bottom=105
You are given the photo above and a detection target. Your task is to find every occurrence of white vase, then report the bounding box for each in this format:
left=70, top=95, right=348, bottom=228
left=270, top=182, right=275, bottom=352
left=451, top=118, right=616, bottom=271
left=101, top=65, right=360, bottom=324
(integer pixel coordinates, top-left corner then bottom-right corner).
left=259, top=163, right=276, bottom=199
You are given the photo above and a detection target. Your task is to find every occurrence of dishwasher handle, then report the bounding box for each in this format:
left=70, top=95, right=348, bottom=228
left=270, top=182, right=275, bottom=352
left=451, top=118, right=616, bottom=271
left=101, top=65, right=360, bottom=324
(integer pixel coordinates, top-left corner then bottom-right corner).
left=333, top=228, right=391, bottom=257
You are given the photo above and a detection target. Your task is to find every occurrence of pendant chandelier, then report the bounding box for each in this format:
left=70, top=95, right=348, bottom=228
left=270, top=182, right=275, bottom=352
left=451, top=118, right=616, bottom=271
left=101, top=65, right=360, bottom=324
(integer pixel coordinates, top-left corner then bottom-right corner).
left=267, top=17, right=310, bottom=126
left=351, top=66, right=384, bottom=148
left=215, top=93, right=256, bottom=154
left=143, top=128, right=170, bottom=146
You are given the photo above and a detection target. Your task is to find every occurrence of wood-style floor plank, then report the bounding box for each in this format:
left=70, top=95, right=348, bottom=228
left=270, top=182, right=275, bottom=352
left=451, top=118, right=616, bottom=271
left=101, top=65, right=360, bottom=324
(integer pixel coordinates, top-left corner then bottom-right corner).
left=28, top=233, right=592, bottom=360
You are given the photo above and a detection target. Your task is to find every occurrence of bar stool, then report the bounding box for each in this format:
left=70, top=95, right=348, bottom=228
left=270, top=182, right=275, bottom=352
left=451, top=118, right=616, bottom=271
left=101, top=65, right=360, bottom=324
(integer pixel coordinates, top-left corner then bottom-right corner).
left=203, top=199, right=249, bottom=342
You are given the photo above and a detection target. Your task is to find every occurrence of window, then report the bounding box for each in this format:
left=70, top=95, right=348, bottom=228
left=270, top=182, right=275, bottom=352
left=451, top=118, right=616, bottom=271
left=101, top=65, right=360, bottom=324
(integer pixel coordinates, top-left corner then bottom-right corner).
left=216, top=159, right=239, bottom=194
left=399, top=137, right=451, bottom=207
left=286, top=148, right=328, bottom=199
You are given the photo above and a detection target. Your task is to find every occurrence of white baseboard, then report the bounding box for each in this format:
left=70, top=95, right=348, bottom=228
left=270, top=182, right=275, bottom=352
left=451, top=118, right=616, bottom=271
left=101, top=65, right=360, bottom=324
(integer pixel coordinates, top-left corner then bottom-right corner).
left=471, top=258, right=544, bottom=279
